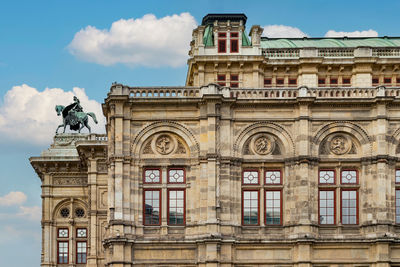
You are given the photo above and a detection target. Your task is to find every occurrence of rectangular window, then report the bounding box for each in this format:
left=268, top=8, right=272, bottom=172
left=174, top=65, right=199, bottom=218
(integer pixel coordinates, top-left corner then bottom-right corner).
left=168, top=168, right=185, bottom=183
left=318, top=78, right=326, bottom=86
left=143, top=189, right=161, bottom=225
left=396, top=77, right=400, bottom=84
left=319, top=170, right=335, bottom=184
left=217, top=74, right=226, bottom=86
left=76, top=241, right=87, bottom=264
left=168, top=189, right=185, bottom=225
left=319, top=190, right=335, bottom=225
left=243, top=170, right=259, bottom=185
left=58, top=241, right=68, bottom=264
left=341, top=170, right=358, bottom=184
left=144, top=168, right=161, bottom=184
left=265, top=170, right=281, bottom=185
left=396, top=169, right=400, bottom=184
left=396, top=189, right=400, bottom=224
left=76, top=228, right=87, bottom=238
left=276, top=78, right=284, bottom=86
left=288, top=78, right=297, bottom=87
left=342, top=78, right=351, bottom=86
left=230, top=74, right=239, bottom=88
left=58, top=228, right=68, bottom=238
left=242, top=190, right=259, bottom=225
left=230, top=32, right=239, bottom=53
left=265, top=190, right=282, bottom=225
left=330, top=78, right=338, bottom=85
left=384, top=77, right=392, bottom=84
left=264, top=78, right=272, bottom=87
left=218, top=32, right=226, bottom=53
left=372, top=77, right=379, bottom=85
left=341, top=190, right=358, bottom=224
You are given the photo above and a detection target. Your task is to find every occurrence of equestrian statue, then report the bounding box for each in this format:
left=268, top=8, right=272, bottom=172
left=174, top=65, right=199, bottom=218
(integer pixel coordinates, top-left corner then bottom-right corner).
left=55, top=96, right=98, bottom=133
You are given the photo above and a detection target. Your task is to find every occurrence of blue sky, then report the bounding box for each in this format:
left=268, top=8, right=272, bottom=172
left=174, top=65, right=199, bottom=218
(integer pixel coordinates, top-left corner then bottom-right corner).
left=1, top=0, right=400, bottom=265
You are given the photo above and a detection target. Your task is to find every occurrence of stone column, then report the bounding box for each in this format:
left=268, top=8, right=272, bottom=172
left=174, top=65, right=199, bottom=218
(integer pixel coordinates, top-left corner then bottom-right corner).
left=87, top=159, right=98, bottom=266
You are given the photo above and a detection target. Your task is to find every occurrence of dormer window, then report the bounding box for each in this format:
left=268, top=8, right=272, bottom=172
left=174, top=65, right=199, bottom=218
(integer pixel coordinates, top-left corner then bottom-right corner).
left=218, top=33, right=227, bottom=53
left=230, top=32, right=239, bottom=53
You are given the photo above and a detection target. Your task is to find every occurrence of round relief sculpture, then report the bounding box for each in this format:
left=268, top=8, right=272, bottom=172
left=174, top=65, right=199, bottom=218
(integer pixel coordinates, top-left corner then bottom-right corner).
left=251, top=134, right=275, bottom=155
left=329, top=134, right=351, bottom=155
left=155, top=134, right=175, bottom=155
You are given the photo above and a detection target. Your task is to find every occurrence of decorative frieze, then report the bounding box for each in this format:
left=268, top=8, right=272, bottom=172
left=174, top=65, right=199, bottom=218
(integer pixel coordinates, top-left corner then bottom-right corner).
left=53, top=177, right=87, bottom=185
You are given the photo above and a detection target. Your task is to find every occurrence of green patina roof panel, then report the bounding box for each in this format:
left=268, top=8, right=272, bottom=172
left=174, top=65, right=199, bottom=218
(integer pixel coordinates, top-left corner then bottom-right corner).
left=261, top=37, right=400, bottom=48
left=242, top=30, right=251, bottom=46
left=203, top=25, right=214, bottom=47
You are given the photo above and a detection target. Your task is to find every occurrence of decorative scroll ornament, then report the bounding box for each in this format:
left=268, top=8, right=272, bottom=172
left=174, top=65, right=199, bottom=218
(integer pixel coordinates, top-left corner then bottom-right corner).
left=251, top=134, right=275, bottom=155
left=328, top=134, right=351, bottom=155
left=155, top=134, right=175, bottom=155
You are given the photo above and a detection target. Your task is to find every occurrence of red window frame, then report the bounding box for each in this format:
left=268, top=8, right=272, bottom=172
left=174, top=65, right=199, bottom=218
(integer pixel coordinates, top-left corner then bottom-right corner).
left=318, top=78, right=326, bottom=86
left=57, top=228, right=69, bottom=238
left=76, top=241, right=87, bottom=264
left=319, top=169, right=336, bottom=185
left=76, top=228, right=87, bottom=238
left=340, top=169, right=358, bottom=185
left=342, top=77, right=351, bottom=86
left=167, top=168, right=186, bottom=184
left=143, top=168, right=162, bottom=184
left=218, top=32, right=227, bottom=53
left=264, top=78, right=272, bottom=87
left=318, top=189, right=336, bottom=225
left=242, top=169, right=260, bottom=185
left=384, top=77, right=392, bottom=84
left=265, top=170, right=282, bottom=185
left=167, top=189, right=186, bottom=226
left=143, top=189, right=162, bottom=226
left=57, top=241, right=69, bottom=264
left=265, top=189, right=282, bottom=225
left=230, top=74, right=239, bottom=87
left=340, top=189, right=358, bottom=225
left=217, top=74, right=226, bottom=86
left=242, top=189, right=260, bottom=225
left=288, top=78, right=297, bottom=87
left=230, top=32, right=239, bottom=53
left=372, top=77, right=379, bottom=85
left=330, top=78, right=338, bottom=85
left=276, top=78, right=284, bottom=86
left=396, top=77, right=400, bottom=84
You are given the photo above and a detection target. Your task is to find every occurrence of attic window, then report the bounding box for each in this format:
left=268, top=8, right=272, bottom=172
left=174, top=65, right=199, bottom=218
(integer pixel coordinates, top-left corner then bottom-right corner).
left=231, top=74, right=239, bottom=88
left=217, top=74, right=226, bottom=86
left=330, top=78, right=338, bottom=85
left=372, top=77, right=379, bottom=85
left=218, top=32, right=227, bottom=53
left=264, top=78, right=272, bottom=87
left=342, top=78, right=351, bottom=86
left=230, top=32, right=239, bottom=53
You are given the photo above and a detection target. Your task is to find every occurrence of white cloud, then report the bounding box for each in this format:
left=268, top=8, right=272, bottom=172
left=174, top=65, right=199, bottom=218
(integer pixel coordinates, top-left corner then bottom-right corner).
left=17, top=206, right=41, bottom=221
left=263, top=25, right=308, bottom=38
left=68, top=13, right=197, bottom=67
left=325, top=29, right=378, bottom=37
left=0, top=191, right=27, bottom=206
left=0, top=84, right=105, bottom=145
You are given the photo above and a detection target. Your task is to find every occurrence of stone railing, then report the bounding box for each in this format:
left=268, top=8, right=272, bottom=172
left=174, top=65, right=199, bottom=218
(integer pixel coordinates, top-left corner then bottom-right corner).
left=111, top=84, right=400, bottom=100
left=88, top=134, right=108, bottom=141
left=372, top=48, right=400, bottom=57
left=128, top=87, right=201, bottom=98
left=317, top=48, right=354, bottom=57
left=263, top=49, right=299, bottom=58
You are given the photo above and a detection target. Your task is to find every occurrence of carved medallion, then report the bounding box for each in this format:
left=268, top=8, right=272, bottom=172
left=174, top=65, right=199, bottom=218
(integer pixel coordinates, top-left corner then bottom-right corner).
left=155, top=135, right=174, bottom=155
left=329, top=135, right=351, bottom=155
left=251, top=134, right=275, bottom=155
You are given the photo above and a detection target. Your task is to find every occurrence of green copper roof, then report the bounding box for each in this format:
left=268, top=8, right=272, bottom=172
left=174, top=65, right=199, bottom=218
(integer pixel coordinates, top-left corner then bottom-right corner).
left=260, top=37, right=400, bottom=48
left=242, top=30, right=251, bottom=46
left=203, top=25, right=214, bottom=47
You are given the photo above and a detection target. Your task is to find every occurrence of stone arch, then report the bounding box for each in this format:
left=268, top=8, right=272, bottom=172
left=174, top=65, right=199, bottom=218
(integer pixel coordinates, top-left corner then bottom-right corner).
left=131, top=121, right=200, bottom=158
left=234, top=122, right=295, bottom=157
left=312, top=121, right=372, bottom=157
left=52, top=198, right=88, bottom=220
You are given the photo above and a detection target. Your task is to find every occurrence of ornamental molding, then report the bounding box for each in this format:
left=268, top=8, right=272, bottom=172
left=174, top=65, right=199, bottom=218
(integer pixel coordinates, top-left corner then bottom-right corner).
left=251, top=134, right=275, bottom=155
left=53, top=177, right=88, bottom=186
left=141, top=132, right=187, bottom=156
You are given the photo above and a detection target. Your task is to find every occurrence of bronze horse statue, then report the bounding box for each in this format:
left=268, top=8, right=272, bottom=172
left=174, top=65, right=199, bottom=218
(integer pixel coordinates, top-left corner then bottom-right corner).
left=55, top=104, right=98, bottom=133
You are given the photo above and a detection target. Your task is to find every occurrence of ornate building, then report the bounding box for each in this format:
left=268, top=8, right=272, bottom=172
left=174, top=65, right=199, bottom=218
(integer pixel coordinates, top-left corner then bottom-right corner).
left=31, top=14, right=400, bottom=266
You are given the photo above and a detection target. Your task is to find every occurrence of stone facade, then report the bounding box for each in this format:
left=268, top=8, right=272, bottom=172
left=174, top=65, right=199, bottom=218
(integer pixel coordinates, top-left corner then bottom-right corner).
left=31, top=14, right=400, bottom=267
